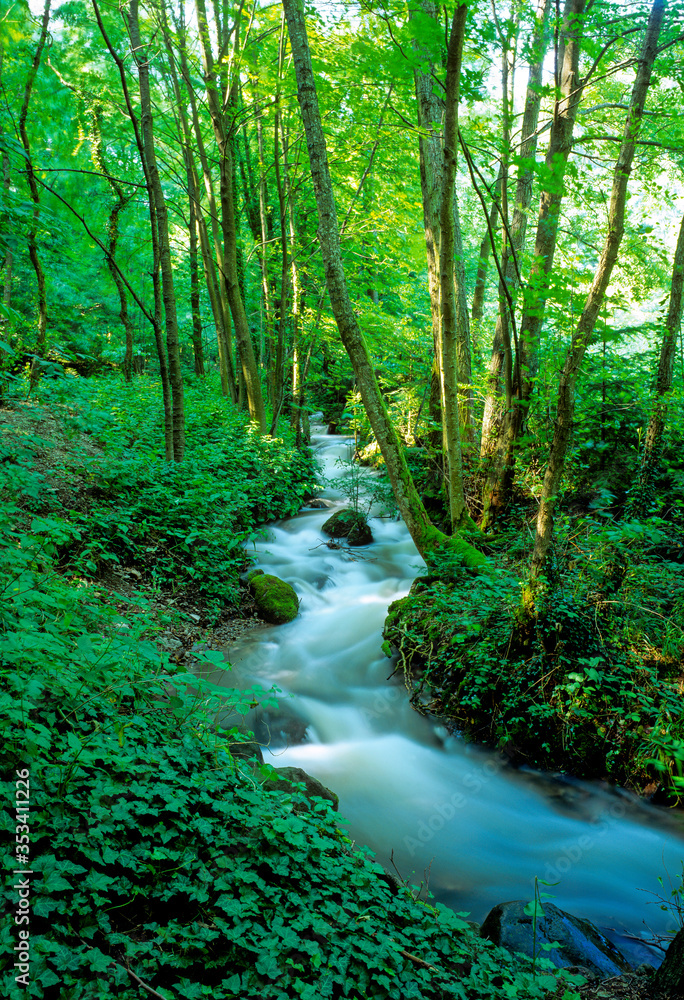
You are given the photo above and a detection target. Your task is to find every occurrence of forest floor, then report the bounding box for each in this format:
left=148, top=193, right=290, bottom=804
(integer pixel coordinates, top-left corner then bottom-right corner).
left=2, top=378, right=683, bottom=999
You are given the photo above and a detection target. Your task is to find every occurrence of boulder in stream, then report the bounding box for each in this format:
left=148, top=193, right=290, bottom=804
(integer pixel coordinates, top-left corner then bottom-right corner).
left=322, top=508, right=373, bottom=546
left=249, top=573, right=299, bottom=624
left=262, top=765, right=339, bottom=812
left=480, top=900, right=632, bottom=979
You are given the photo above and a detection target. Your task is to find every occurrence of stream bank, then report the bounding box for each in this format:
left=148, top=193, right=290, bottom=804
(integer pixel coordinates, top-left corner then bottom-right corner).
left=213, top=428, right=684, bottom=978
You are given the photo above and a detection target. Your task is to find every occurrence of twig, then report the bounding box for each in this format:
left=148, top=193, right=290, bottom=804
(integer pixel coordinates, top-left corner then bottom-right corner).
left=398, top=946, right=439, bottom=972
left=124, top=965, right=173, bottom=999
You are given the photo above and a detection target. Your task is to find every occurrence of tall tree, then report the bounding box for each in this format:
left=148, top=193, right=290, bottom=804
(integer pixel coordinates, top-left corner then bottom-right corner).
left=195, top=0, right=267, bottom=432
left=282, top=0, right=486, bottom=569
left=529, top=0, right=665, bottom=582
left=17, top=0, right=51, bottom=363
left=635, top=209, right=684, bottom=504
left=480, top=0, right=581, bottom=528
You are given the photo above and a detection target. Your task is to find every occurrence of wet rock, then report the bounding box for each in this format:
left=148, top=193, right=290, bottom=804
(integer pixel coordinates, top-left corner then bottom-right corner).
left=262, top=765, right=339, bottom=812
left=249, top=574, right=299, bottom=624
left=229, top=737, right=264, bottom=765
left=304, top=498, right=329, bottom=509
left=322, top=508, right=373, bottom=546
left=480, top=900, right=632, bottom=979
left=251, top=703, right=309, bottom=747
left=655, top=926, right=684, bottom=994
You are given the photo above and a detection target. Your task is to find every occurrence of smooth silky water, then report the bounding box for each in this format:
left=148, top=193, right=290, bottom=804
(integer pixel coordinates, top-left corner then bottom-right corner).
left=211, top=428, right=684, bottom=962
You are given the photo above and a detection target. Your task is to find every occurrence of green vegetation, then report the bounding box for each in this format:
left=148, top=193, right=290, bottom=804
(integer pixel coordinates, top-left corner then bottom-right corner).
left=1, top=375, right=582, bottom=999
left=3, top=0, right=684, bottom=991
left=384, top=511, right=684, bottom=795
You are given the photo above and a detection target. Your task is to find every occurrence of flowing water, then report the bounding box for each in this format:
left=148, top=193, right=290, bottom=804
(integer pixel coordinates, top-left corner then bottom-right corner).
left=212, top=429, right=684, bottom=962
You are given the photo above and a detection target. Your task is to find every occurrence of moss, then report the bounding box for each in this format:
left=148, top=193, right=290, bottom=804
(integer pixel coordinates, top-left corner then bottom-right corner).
left=322, top=508, right=373, bottom=546
left=249, top=573, right=299, bottom=624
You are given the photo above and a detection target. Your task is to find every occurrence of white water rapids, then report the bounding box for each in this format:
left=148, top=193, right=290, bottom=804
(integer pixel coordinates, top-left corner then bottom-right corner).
left=212, top=429, right=684, bottom=963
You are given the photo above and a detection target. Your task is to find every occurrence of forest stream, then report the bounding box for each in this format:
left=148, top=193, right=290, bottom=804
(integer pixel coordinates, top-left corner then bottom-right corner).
left=211, top=427, right=684, bottom=967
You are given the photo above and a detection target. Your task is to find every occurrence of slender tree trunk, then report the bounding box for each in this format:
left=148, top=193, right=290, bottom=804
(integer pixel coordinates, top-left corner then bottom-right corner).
left=479, top=0, right=550, bottom=462
left=529, top=0, right=665, bottom=583
left=92, top=0, right=174, bottom=458
left=157, top=9, right=205, bottom=380
left=173, top=0, right=236, bottom=400
left=636, top=211, right=684, bottom=504
left=481, top=0, right=579, bottom=527
left=255, top=99, right=275, bottom=383
left=1, top=144, right=11, bottom=317
left=196, top=0, right=267, bottom=431
left=89, top=108, right=135, bottom=381
left=271, top=30, right=290, bottom=435
left=414, top=0, right=473, bottom=498
left=438, top=3, right=470, bottom=530
left=18, top=0, right=51, bottom=363
left=188, top=191, right=205, bottom=377
left=282, top=0, right=486, bottom=571
left=470, top=168, right=503, bottom=342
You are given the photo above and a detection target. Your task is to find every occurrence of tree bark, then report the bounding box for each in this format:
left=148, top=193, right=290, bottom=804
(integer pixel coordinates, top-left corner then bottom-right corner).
left=413, top=0, right=473, bottom=449
left=127, top=0, right=185, bottom=460
left=282, top=0, right=486, bottom=571
left=438, top=3, right=471, bottom=529
left=530, top=0, right=665, bottom=582
left=172, top=4, right=236, bottom=398
left=479, top=0, right=550, bottom=468
left=92, top=0, right=174, bottom=459
left=196, top=0, right=267, bottom=431
left=635, top=210, right=684, bottom=504
left=18, top=0, right=51, bottom=361
left=89, top=107, right=135, bottom=381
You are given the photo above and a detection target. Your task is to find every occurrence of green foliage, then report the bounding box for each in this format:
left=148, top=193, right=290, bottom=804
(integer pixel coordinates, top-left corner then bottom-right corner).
left=2, top=374, right=318, bottom=608
left=384, top=514, right=684, bottom=792
left=0, top=452, right=573, bottom=1000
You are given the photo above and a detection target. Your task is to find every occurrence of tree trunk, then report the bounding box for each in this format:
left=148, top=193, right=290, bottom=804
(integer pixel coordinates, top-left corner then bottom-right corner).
left=530, top=0, right=665, bottom=582
left=189, top=190, right=206, bottom=377
left=93, top=0, right=174, bottom=458
left=282, top=0, right=486, bottom=571
left=479, top=0, right=551, bottom=471
left=127, top=0, right=185, bottom=460
left=470, top=168, right=503, bottom=340
left=635, top=210, right=684, bottom=505
left=196, top=0, right=267, bottom=432
left=481, top=0, right=581, bottom=528
left=89, top=107, right=135, bottom=382
left=18, top=0, right=51, bottom=362
left=173, top=0, right=236, bottom=400
left=438, top=3, right=471, bottom=530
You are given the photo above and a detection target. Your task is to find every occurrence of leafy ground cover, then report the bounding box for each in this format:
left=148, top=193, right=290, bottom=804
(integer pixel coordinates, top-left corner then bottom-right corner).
left=1, top=373, right=318, bottom=611
left=1, top=374, right=586, bottom=999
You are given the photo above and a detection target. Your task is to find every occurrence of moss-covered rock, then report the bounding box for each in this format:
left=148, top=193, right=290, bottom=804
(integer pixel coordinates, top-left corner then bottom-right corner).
left=322, top=507, right=373, bottom=546
left=261, top=765, right=339, bottom=811
left=249, top=573, right=299, bottom=624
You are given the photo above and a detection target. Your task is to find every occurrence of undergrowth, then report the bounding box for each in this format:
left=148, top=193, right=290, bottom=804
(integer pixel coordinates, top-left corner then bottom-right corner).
left=0, top=384, right=580, bottom=998
left=0, top=373, right=318, bottom=608
left=383, top=515, right=684, bottom=796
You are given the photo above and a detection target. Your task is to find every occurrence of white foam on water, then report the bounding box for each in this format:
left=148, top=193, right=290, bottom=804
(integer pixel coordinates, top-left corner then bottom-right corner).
left=212, top=429, right=684, bottom=947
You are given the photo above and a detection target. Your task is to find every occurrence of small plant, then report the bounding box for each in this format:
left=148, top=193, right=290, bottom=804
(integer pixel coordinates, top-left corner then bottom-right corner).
left=524, top=877, right=560, bottom=973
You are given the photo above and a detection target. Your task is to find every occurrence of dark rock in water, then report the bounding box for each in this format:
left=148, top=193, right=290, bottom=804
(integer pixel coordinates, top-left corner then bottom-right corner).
left=480, top=900, right=632, bottom=979
left=262, top=765, right=339, bottom=812
left=249, top=574, right=299, bottom=624
left=656, top=927, right=684, bottom=994
left=251, top=703, right=309, bottom=747
left=304, top=498, right=329, bottom=509
left=322, top=508, right=373, bottom=546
